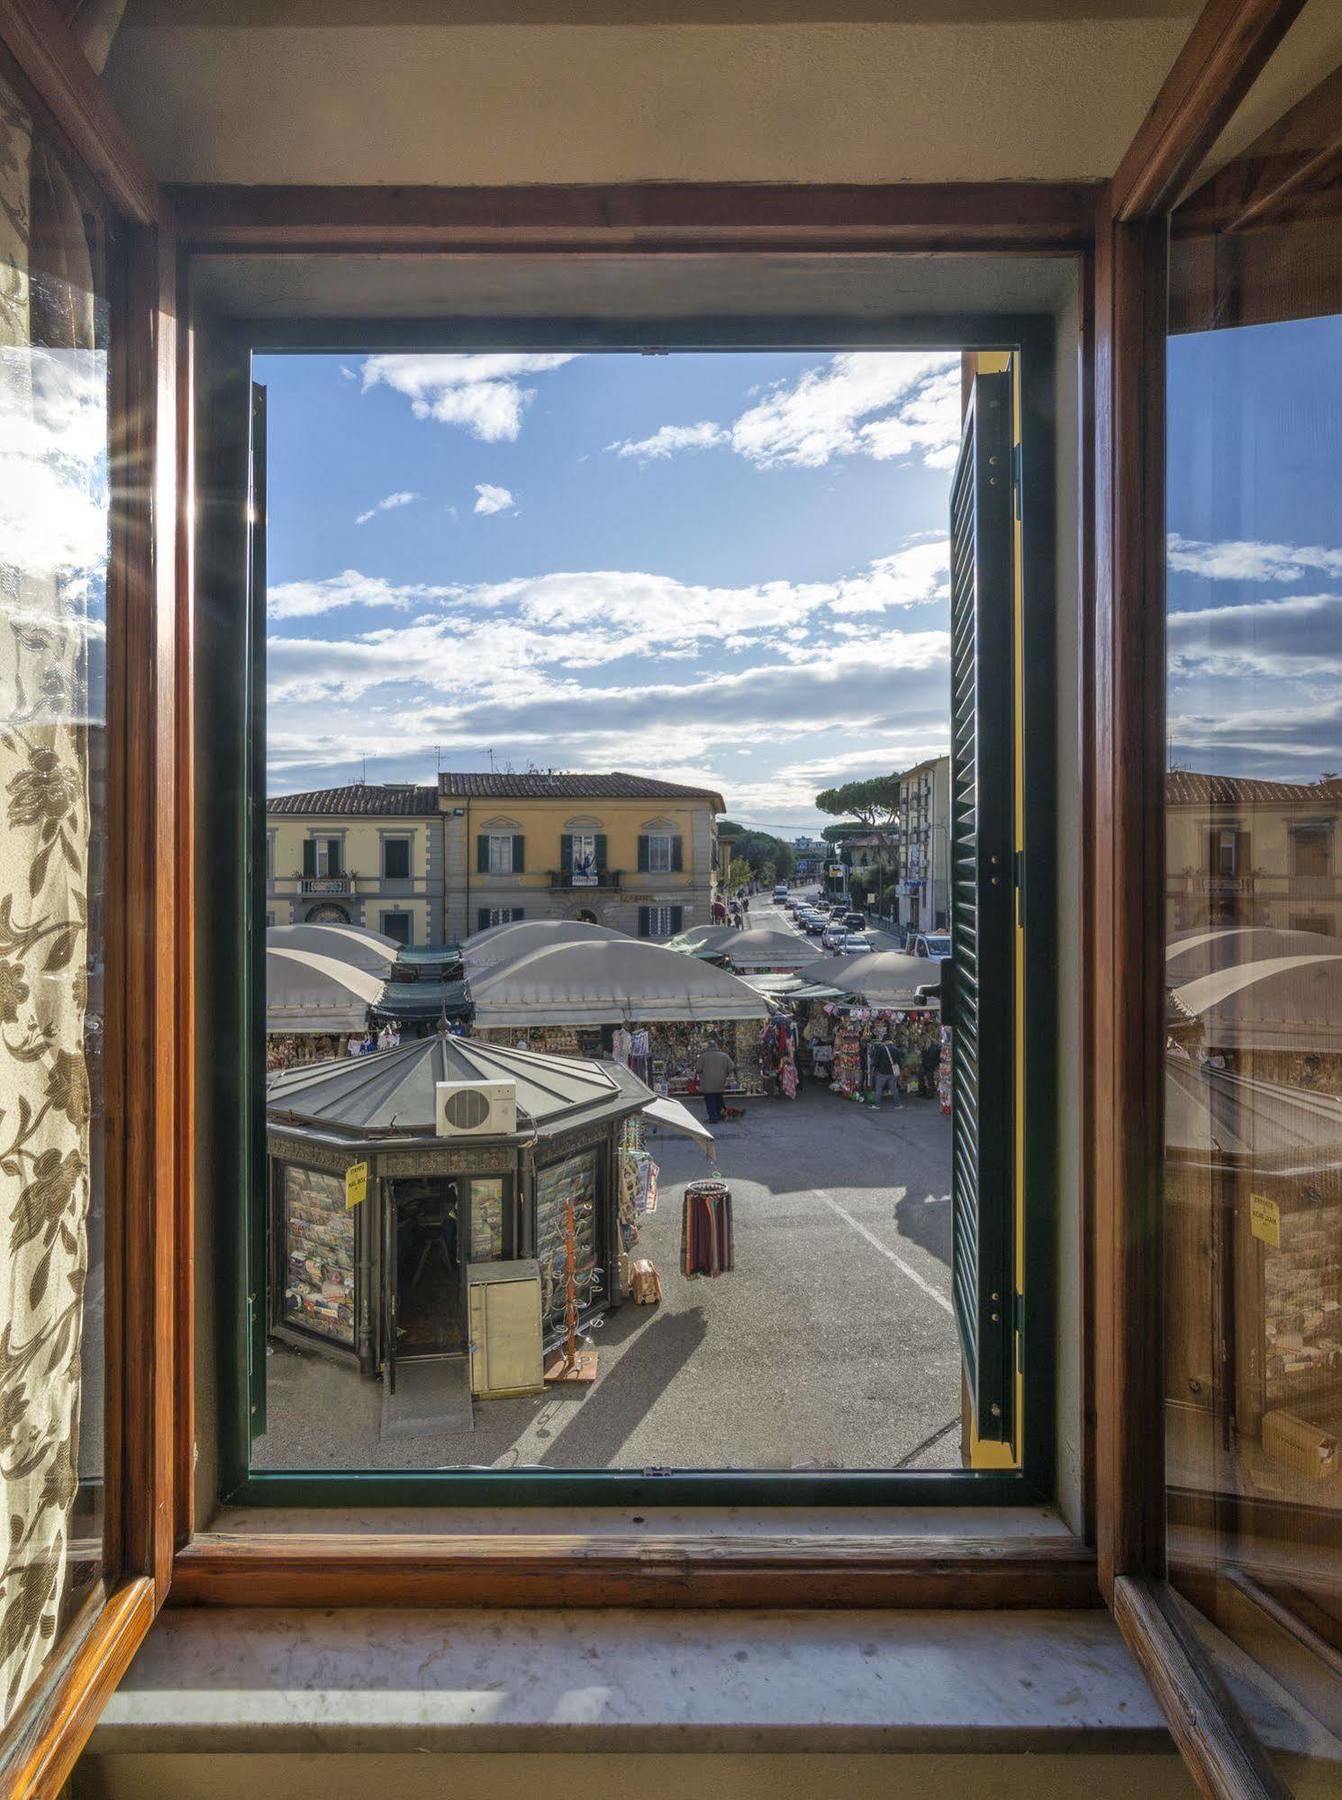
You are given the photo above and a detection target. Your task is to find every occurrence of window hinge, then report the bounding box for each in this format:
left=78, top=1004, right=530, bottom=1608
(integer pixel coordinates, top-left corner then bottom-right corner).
left=1014, top=848, right=1026, bottom=929
left=1014, top=1292, right=1026, bottom=1374
left=1012, top=441, right=1022, bottom=519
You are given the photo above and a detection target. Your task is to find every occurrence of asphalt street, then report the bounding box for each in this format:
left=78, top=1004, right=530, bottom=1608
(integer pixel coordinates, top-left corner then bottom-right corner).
left=257, top=891, right=959, bottom=1473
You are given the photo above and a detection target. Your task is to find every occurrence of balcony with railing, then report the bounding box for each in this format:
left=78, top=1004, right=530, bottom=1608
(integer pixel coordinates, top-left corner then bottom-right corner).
left=549, top=868, right=622, bottom=890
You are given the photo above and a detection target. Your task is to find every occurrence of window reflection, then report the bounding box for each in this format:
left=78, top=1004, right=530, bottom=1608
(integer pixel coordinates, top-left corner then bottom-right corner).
left=1165, top=54, right=1342, bottom=1726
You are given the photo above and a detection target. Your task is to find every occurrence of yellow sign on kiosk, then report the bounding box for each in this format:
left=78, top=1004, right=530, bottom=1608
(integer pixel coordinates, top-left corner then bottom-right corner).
left=345, top=1161, right=369, bottom=1210
left=1250, top=1192, right=1280, bottom=1248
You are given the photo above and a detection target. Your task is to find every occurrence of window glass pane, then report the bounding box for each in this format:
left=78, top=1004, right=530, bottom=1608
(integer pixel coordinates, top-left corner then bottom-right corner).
left=487, top=834, right=513, bottom=874
left=1164, top=18, right=1342, bottom=1762
left=0, top=69, right=109, bottom=1724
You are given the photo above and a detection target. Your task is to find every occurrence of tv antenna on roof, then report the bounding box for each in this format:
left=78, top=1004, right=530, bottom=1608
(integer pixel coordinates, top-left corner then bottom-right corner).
left=487, top=747, right=495, bottom=772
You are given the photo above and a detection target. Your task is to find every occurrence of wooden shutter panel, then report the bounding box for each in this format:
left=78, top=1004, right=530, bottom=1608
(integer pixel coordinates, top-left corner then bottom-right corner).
left=638, top=835, right=649, bottom=872
left=671, top=905, right=684, bottom=934
left=302, top=838, right=315, bottom=877
left=477, top=834, right=490, bottom=874
left=512, top=834, right=524, bottom=872
left=638, top=907, right=650, bottom=938
left=478, top=909, right=491, bottom=932
left=561, top=836, right=573, bottom=875
left=595, top=833, right=608, bottom=873
left=948, top=368, right=1016, bottom=1445
left=672, top=836, right=684, bottom=872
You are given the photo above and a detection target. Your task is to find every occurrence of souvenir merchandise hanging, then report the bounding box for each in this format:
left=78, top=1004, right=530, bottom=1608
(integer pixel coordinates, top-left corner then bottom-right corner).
left=681, top=1178, right=735, bottom=1277
left=939, top=1026, right=953, bottom=1114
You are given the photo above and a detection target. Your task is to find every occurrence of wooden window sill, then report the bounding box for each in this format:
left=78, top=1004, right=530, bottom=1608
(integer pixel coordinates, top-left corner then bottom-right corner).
left=170, top=1507, right=1096, bottom=1609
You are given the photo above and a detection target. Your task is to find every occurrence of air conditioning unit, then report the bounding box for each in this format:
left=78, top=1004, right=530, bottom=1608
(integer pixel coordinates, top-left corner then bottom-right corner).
left=435, top=1079, right=517, bottom=1138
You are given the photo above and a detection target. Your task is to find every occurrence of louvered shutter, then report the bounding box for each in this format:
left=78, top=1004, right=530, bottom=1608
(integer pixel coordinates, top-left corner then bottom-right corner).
left=671, top=906, right=684, bottom=934
left=595, top=833, right=608, bottom=874
left=561, top=836, right=573, bottom=876
left=948, top=368, right=1016, bottom=1444
left=302, top=838, right=315, bottom=877
left=638, top=835, right=649, bottom=872
left=512, top=834, right=525, bottom=872
left=477, top=834, right=489, bottom=873
left=671, top=836, right=684, bottom=872
left=638, top=906, right=651, bottom=938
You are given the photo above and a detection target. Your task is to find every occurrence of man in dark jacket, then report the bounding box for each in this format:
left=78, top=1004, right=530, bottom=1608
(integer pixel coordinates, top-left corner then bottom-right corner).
left=697, top=1036, right=736, bottom=1124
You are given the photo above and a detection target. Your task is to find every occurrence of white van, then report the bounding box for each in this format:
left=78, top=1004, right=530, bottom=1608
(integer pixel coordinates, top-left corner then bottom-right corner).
left=772, top=882, right=789, bottom=902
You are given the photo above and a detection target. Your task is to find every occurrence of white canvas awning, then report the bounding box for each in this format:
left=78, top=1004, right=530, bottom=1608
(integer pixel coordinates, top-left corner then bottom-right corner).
left=267, top=923, right=397, bottom=978
left=266, top=947, right=385, bottom=1034
left=642, top=1094, right=716, bottom=1157
left=799, top=950, right=940, bottom=1005
left=463, top=918, right=629, bottom=973
left=469, top=939, right=769, bottom=1028
left=709, top=927, right=812, bottom=970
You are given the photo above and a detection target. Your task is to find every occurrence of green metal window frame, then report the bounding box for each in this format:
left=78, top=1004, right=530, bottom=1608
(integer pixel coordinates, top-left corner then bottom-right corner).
left=205, top=312, right=1059, bottom=1508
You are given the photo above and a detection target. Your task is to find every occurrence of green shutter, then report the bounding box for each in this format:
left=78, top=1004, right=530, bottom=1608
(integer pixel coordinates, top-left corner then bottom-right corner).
left=478, top=908, right=491, bottom=932
left=671, top=905, right=684, bottom=934
left=595, top=833, right=608, bottom=874
left=948, top=368, right=1016, bottom=1445
left=561, top=836, right=573, bottom=876
left=477, top=834, right=489, bottom=874
left=512, top=834, right=524, bottom=873
left=302, top=838, right=315, bottom=877
left=637, top=835, right=649, bottom=872
left=328, top=839, right=342, bottom=877
left=638, top=907, right=650, bottom=938
left=671, top=836, right=684, bottom=873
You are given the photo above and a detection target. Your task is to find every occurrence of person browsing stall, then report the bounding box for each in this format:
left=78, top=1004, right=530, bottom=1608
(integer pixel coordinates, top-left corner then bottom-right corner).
left=697, top=1036, right=737, bottom=1125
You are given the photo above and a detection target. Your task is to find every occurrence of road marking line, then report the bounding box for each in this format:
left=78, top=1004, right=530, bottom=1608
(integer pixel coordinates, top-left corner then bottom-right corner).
left=812, top=1187, right=954, bottom=1317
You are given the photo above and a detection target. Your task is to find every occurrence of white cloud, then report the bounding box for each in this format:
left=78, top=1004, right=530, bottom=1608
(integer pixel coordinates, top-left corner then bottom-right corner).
left=1168, top=592, right=1342, bottom=678
left=359, top=353, right=577, bottom=442
left=339, top=365, right=356, bottom=381
left=1168, top=533, right=1342, bottom=583
left=355, top=489, right=418, bottom=526
left=609, top=421, right=728, bottom=460
left=605, top=352, right=962, bottom=476
left=266, top=569, right=458, bottom=621
left=474, top=483, right=516, bottom=516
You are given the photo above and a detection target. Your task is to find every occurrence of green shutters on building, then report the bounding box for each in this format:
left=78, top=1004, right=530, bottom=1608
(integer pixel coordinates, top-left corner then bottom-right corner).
left=948, top=367, right=1016, bottom=1446
left=512, top=834, right=525, bottom=873
left=637, top=835, right=649, bottom=872
left=671, top=836, right=684, bottom=872
left=302, top=839, right=316, bottom=877
left=594, top=833, right=608, bottom=873
left=477, top=834, right=489, bottom=874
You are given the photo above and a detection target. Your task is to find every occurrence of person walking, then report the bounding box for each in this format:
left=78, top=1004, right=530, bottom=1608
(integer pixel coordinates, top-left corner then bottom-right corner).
left=697, top=1035, right=736, bottom=1125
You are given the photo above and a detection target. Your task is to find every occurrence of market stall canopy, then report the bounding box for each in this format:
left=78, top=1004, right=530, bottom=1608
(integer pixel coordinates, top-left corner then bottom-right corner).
left=266, top=948, right=384, bottom=1034
left=266, top=1032, right=650, bottom=1140
left=707, top=928, right=812, bottom=970
left=799, top=950, right=941, bottom=1005
left=743, top=972, right=849, bottom=1002
left=1172, top=954, right=1342, bottom=1053
left=463, top=918, right=628, bottom=973
left=469, top=939, right=769, bottom=1028
left=1165, top=926, right=1342, bottom=983
left=267, top=923, right=397, bottom=977
left=666, top=924, right=738, bottom=954
left=1165, top=1059, right=1342, bottom=1170
left=370, top=978, right=470, bottom=1023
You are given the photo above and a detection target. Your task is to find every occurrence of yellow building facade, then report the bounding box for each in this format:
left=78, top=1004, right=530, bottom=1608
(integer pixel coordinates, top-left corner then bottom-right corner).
left=439, top=772, right=723, bottom=941
left=266, top=784, right=444, bottom=946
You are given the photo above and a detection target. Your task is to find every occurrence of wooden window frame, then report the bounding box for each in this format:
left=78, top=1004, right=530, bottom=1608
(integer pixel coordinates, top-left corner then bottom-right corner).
left=13, top=0, right=1326, bottom=1768
left=0, top=1, right=181, bottom=1792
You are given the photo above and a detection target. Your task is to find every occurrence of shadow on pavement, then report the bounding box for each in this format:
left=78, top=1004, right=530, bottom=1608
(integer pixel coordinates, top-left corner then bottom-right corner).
left=894, top=1185, right=952, bottom=1273
left=538, top=1306, right=708, bottom=1468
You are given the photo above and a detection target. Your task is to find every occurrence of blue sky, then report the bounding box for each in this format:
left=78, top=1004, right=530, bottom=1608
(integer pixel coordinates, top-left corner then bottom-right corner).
left=259, top=349, right=961, bottom=830
left=1167, top=314, right=1342, bottom=785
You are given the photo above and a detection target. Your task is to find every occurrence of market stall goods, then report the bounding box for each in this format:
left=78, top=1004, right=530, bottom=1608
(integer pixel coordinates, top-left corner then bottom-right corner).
left=681, top=1179, right=734, bottom=1278
left=281, top=1164, right=356, bottom=1346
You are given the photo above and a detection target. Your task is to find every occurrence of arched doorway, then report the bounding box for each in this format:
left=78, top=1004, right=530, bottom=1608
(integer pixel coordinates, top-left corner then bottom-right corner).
left=572, top=908, right=598, bottom=924
left=305, top=902, right=350, bottom=923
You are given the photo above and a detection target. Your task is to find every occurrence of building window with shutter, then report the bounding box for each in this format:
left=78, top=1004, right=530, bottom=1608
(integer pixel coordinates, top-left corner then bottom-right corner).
left=644, top=833, right=680, bottom=873
left=382, top=836, right=411, bottom=880
left=479, top=906, right=525, bottom=931
left=379, top=910, right=412, bottom=944
left=488, top=833, right=515, bottom=873
left=639, top=904, right=683, bottom=938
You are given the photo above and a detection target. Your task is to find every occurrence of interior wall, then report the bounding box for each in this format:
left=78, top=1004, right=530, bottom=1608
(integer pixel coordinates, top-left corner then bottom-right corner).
left=103, top=19, right=1191, bottom=185
left=73, top=1750, right=1199, bottom=1800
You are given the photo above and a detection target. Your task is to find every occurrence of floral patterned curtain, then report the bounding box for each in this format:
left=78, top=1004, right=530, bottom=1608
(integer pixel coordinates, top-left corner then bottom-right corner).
left=0, top=16, right=118, bottom=1722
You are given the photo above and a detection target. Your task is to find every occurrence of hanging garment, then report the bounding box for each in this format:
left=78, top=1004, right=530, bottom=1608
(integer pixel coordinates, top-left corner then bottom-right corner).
left=681, top=1179, right=735, bottom=1277
left=612, top=1026, right=634, bottom=1066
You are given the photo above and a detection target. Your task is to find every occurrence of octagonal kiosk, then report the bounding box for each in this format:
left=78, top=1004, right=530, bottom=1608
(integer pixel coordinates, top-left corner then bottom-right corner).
left=265, top=1034, right=655, bottom=1401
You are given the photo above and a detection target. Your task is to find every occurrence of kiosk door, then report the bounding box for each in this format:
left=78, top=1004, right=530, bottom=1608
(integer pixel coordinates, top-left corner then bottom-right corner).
left=387, top=1178, right=468, bottom=1376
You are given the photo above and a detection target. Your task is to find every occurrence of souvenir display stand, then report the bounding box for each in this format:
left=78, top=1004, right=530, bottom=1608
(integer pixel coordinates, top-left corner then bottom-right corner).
left=798, top=999, right=943, bottom=1100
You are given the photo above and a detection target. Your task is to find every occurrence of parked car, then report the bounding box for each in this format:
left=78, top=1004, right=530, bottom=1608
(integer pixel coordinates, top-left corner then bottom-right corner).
left=837, top=932, right=873, bottom=955
left=909, top=931, right=952, bottom=960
